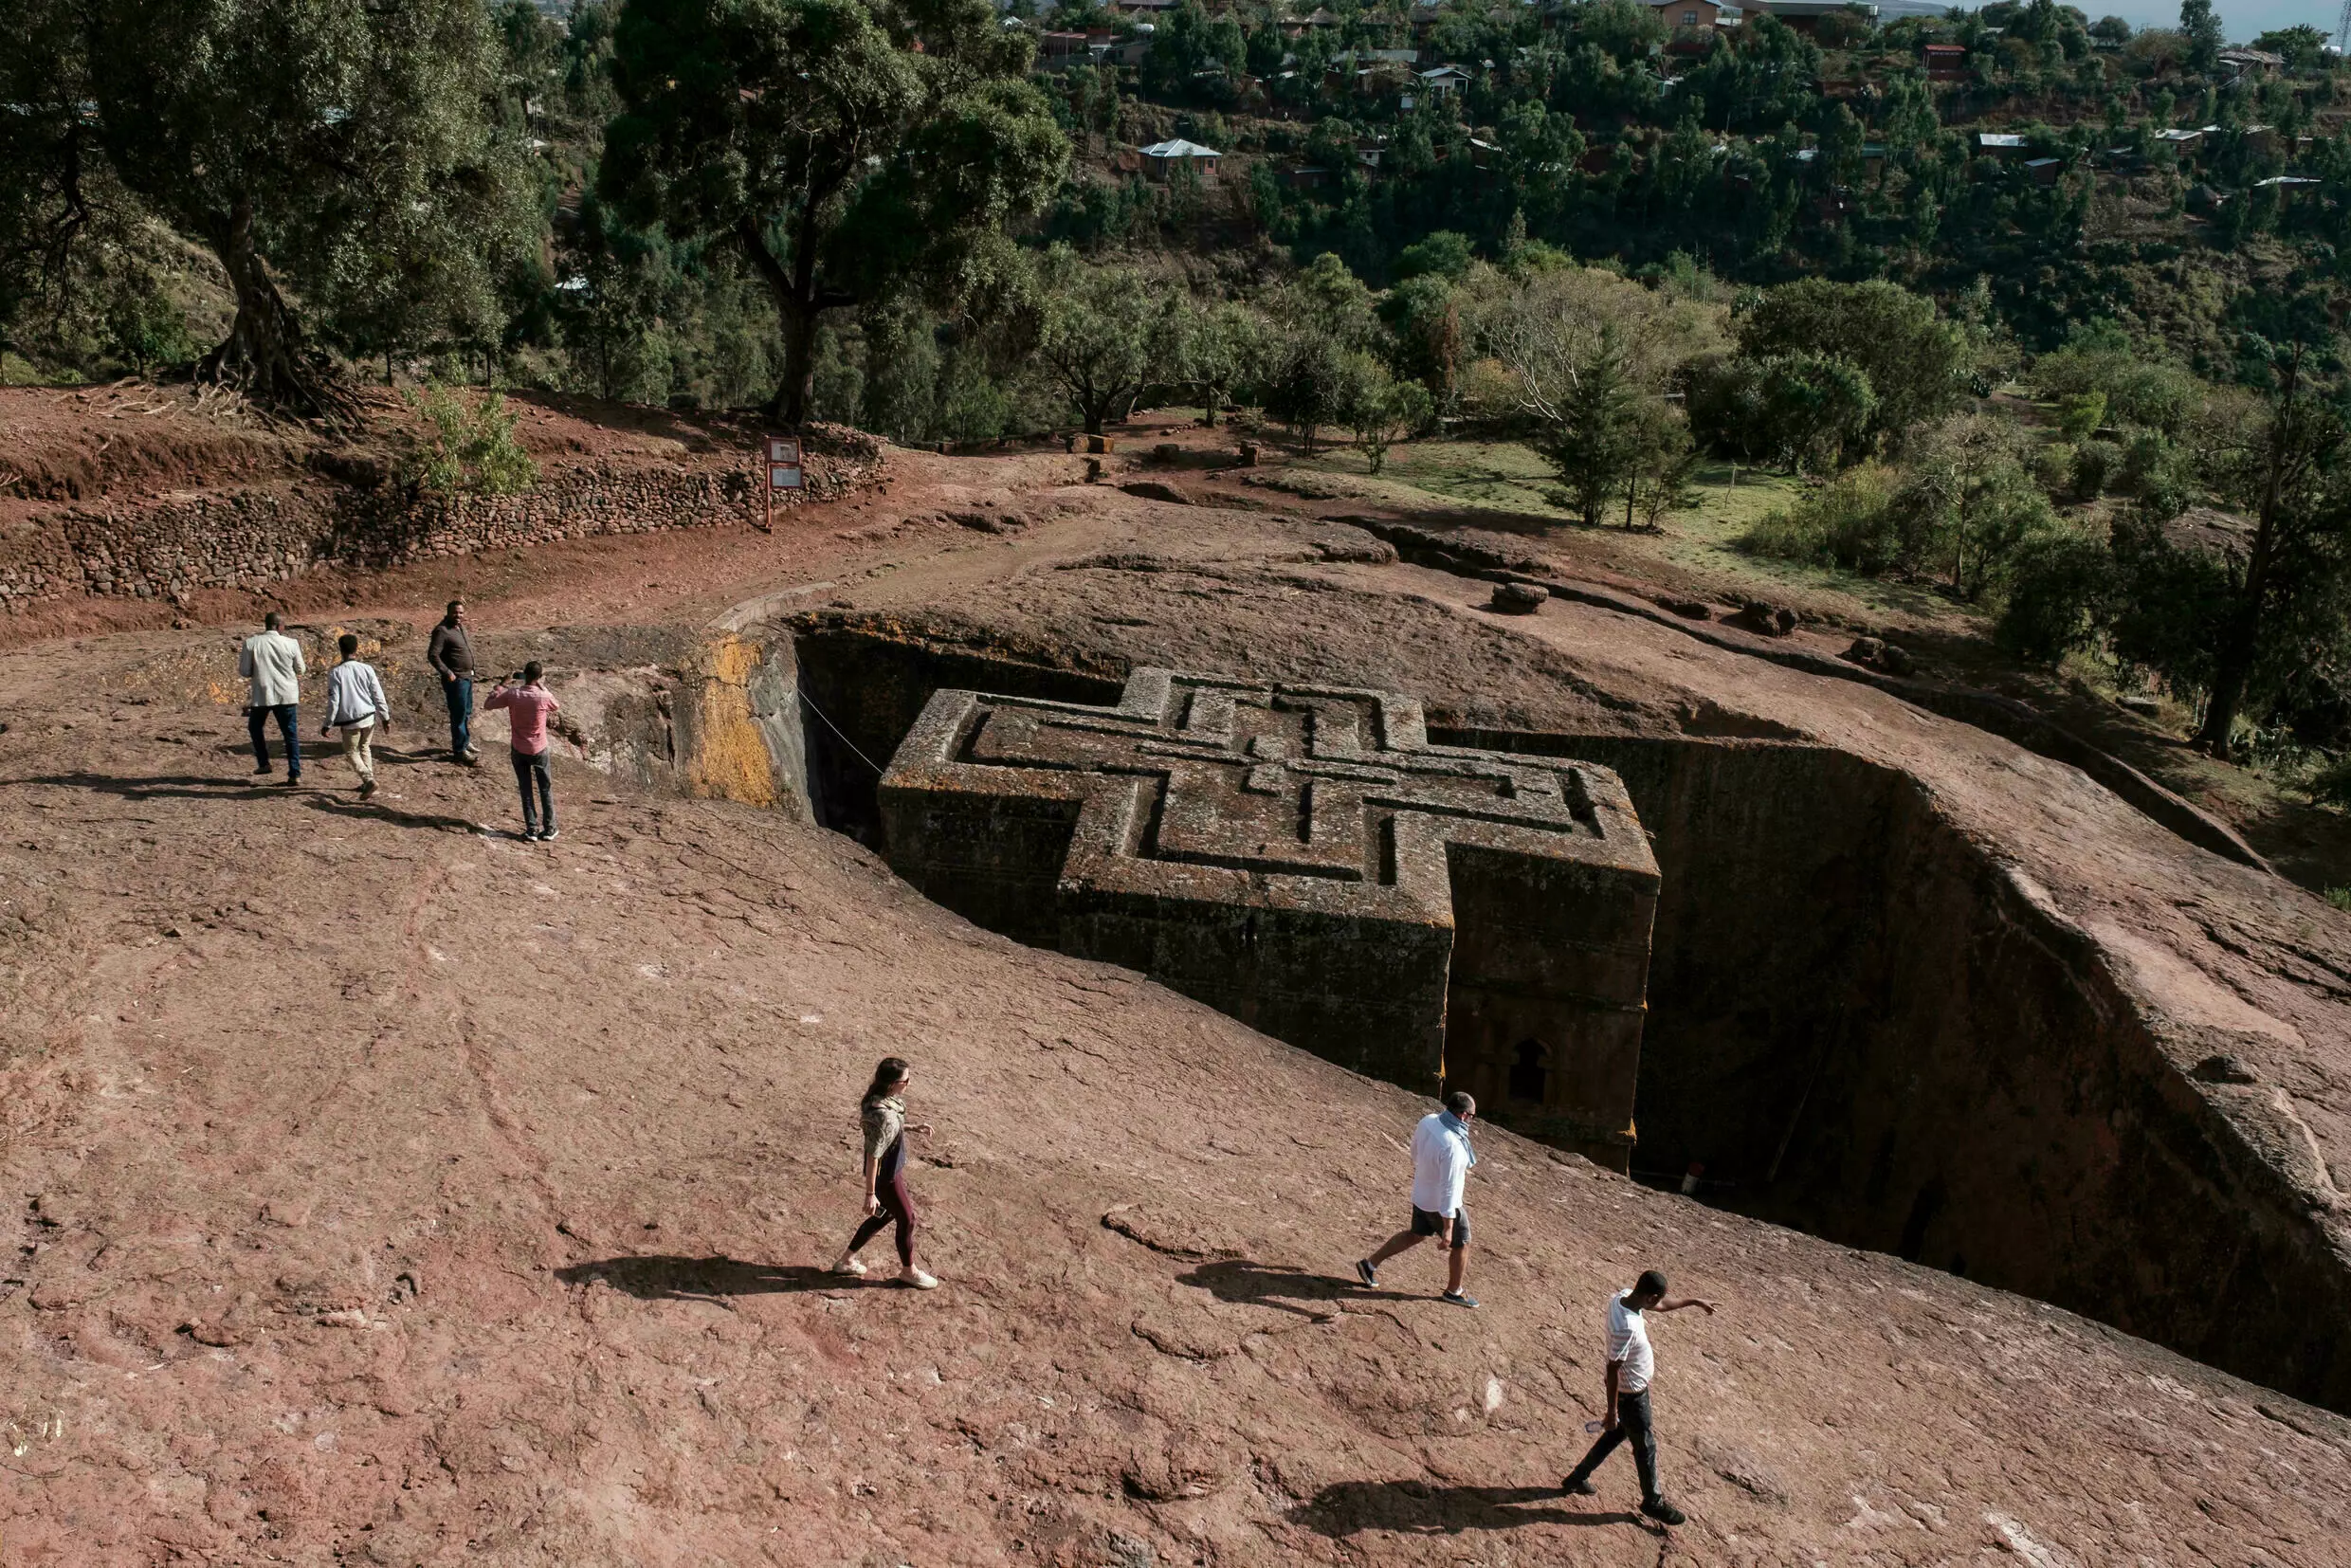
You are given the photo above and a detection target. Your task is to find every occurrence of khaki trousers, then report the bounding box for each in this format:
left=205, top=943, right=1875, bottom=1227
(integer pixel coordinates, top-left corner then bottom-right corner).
left=340, top=721, right=376, bottom=783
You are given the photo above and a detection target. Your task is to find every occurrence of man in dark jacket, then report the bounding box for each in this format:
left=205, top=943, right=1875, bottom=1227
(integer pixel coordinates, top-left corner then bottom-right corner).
left=427, top=599, right=478, bottom=764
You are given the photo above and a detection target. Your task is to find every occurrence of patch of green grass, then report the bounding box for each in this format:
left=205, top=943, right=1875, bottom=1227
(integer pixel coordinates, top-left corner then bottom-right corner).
left=2326, top=886, right=2351, bottom=913
left=1313, top=439, right=1973, bottom=627
left=1360, top=440, right=1561, bottom=509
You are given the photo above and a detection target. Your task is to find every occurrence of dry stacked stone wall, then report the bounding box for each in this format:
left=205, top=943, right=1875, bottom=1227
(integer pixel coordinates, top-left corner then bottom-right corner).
left=0, top=422, right=884, bottom=612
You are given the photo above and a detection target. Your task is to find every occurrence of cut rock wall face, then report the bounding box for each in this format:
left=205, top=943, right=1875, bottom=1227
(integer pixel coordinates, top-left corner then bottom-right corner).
left=1451, top=727, right=2351, bottom=1415
left=0, top=425, right=884, bottom=610
left=875, top=668, right=1661, bottom=1166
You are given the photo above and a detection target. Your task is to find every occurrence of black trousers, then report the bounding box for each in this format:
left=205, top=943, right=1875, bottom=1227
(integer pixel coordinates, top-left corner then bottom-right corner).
left=1567, top=1387, right=1662, bottom=1504
left=511, top=749, right=554, bottom=830
left=847, top=1144, right=917, bottom=1266
left=247, top=703, right=301, bottom=775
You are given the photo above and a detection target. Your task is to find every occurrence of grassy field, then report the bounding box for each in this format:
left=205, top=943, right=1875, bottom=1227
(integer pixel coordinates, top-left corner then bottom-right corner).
left=1295, top=438, right=1971, bottom=628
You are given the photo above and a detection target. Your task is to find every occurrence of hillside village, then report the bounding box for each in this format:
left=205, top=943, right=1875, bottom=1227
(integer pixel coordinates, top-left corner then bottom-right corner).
left=1005, top=0, right=2345, bottom=344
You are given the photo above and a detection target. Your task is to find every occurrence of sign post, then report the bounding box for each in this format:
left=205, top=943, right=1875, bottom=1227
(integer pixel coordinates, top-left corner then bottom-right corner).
left=762, top=435, right=803, bottom=532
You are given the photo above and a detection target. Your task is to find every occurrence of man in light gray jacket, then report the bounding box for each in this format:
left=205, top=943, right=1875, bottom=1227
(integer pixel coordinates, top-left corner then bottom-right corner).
left=239, top=612, right=307, bottom=786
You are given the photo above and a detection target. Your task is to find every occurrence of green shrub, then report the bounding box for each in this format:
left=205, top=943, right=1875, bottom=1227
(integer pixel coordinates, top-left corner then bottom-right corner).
left=1996, top=528, right=2115, bottom=665
left=2032, top=440, right=2075, bottom=493
left=1734, top=278, right=1968, bottom=439
left=1344, top=365, right=1433, bottom=475
left=2105, top=514, right=2236, bottom=697
left=2032, top=341, right=2200, bottom=435
left=1393, top=230, right=1474, bottom=283
left=1885, top=413, right=2057, bottom=599
left=104, top=284, right=196, bottom=379
left=2119, top=429, right=2193, bottom=515
left=2056, top=391, right=2106, bottom=441
left=2324, top=884, right=2351, bottom=911
left=936, top=350, right=1030, bottom=445
left=402, top=384, right=538, bottom=497
left=2071, top=438, right=2123, bottom=499
left=1686, top=351, right=1877, bottom=473
left=1755, top=415, right=2055, bottom=594
left=1740, top=465, right=1903, bottom=573
left=2310, top=759, right=2351, bottom=814
left=1265, top=334, right=1364, bottom=455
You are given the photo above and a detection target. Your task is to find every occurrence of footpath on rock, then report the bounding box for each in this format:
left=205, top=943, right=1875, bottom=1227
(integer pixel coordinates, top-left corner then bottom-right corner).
left=2, top=409, right=2349, bottom=1567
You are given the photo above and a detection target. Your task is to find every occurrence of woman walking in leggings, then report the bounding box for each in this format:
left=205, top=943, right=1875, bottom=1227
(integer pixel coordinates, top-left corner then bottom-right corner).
left=831, top=1057, right=939, bottom=1288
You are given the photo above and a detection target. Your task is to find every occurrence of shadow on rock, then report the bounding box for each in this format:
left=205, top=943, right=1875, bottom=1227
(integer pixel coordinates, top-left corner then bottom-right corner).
left=305, top=795, right=488, bottom=834
left=27, top=770, right=488, bottom=834
left=556, top=1255, right=845, bottom=1300
left=1174, top=1259, right=1426, bottom=1319
left=27, top=771, right=286, bottom=801
left=1287, top=1480, right=1645, bottom=1538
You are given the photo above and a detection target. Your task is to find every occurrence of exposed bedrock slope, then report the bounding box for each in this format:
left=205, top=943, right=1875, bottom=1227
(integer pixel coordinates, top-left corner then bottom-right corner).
left=3, top=629, right=2350, bottom=1567
left=1489, top=734, right=2351, bottom=1413
left=75, top=517, right=2351, bottom=1415
left=604, top=560, right=2351, bottom=1417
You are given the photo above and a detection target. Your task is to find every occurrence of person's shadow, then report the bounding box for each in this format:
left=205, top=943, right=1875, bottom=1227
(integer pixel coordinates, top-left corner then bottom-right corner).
left=1174, top=1259, right=1425, bottom=1321
left=556, top=1255, right=847, bottom=1300
left=1286, top=1479, right=1645, bottom=1538
left=23, top=770, right=489, bottom=835
left=26, top=770, right=282, bottom=802
left=304, top=793, right=487, bottom=835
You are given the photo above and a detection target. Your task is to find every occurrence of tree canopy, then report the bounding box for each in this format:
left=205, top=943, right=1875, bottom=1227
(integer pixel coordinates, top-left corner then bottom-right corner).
left=47, top=0, right=538, bottom=416
left=1029, top=244, right=1181, bottom=435
left=599, top=0, right=1066, bottom=424
left=1736, top=280, right=1970, bottom=446
left=1468, top=263, right=1722, bottom=526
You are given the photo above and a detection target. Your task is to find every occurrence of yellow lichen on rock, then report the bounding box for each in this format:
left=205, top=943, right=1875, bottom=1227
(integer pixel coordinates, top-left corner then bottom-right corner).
left=680, top=632, right=777, bottom=809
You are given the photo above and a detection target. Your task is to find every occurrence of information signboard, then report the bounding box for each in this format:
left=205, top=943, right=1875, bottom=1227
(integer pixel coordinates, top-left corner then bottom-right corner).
left=766, top=435, right=803, bottom=490
left=760, top=435, right=803, bottom=532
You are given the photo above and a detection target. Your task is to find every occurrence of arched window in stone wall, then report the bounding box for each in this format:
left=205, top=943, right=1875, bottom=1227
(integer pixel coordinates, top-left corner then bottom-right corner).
left=1508, top=1038, right=1550, bottom=1106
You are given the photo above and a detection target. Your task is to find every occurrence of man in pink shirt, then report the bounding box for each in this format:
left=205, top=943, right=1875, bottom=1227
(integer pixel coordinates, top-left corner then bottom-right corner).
left=485, top=662, right=562, bottom=842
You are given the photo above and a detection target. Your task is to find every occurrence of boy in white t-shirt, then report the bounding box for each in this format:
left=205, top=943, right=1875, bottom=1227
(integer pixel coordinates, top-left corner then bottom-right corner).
left=1561, top=1267, right=1719, bottom=1526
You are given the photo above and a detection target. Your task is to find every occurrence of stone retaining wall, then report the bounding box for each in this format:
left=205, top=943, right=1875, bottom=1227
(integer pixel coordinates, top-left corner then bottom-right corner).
left=0, top=423, right=884, bottom=611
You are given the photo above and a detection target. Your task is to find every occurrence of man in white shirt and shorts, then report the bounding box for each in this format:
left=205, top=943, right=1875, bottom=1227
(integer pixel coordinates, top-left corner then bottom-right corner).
left=1354, top=1090, right=1481, bottom=1308
left=1562, top=1267, right=1719, bottom=1525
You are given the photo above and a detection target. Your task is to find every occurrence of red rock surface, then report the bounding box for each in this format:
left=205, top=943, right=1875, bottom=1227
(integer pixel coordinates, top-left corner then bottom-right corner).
left=2, top=410, right=2349, bottom=1565
left=2, top=621, right=2348, bottom=1567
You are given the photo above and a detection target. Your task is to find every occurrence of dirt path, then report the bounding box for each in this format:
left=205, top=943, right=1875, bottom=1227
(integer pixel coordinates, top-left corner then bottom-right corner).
left=0, top=433, right=1095, bottom=653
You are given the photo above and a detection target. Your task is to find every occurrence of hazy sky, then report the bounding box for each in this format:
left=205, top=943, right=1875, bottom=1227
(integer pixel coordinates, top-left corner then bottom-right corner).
left=2067, top=1, right=2334, bottom=39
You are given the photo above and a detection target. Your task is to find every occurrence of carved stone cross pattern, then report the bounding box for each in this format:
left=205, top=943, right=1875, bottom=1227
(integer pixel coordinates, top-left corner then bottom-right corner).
left=879, top=668, right=1660, bottom=1166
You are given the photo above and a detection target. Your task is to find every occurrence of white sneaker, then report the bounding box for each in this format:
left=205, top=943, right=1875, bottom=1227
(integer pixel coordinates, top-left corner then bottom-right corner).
left=832, top=1253, right=867, bottom=1276
left=899, top=1267, right=939, bottom=1290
